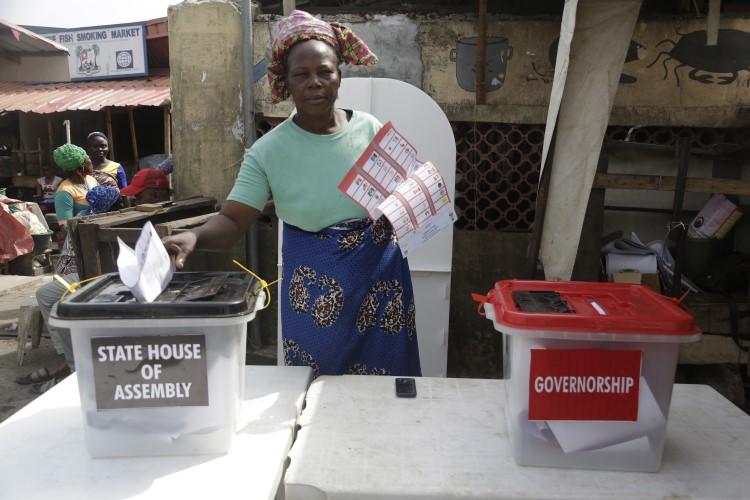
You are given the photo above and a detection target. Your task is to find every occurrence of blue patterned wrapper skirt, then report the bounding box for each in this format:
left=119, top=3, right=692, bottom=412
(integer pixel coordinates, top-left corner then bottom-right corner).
left=281, top=217, right=421, bottom=378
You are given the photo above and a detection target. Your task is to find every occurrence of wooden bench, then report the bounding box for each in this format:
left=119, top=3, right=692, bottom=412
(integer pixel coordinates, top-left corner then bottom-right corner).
left=69, top=197, right=217, bottom=279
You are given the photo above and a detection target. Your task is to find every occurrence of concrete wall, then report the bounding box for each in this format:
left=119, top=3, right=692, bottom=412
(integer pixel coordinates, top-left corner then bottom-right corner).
left=339, top=15, right=422, bottom=88
left=253, top=14, right=750, bottom=127
left=169, top=0, right=245, bottom=203
left=0, top=54, right=69, bottom=82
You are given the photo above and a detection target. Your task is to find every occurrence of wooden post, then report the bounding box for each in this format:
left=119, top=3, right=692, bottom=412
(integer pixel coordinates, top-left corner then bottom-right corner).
left=592, top=173, right=750, bottom=195
left=526, top=126, right=557, bottom=279
left=105, top=107, right=115, bottom=161
left=283, top=0, right=295, bottom=16
left=163, top=106, right=171, bottom=153
left=707, top=0, right=721, bottom=46
left=670, top=136, right=690, bottom=297
left=36, top=137, right=42, bottom=169
left=46, top=116, right=53, bottom=163
left=476, top=0, right=488, bottom=105
left=571, top=145, right=608, bottom=281
left=128, top=107, right=139, bottom=166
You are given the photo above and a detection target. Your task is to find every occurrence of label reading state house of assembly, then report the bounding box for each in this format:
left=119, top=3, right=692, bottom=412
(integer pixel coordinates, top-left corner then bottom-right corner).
left=91, top=334, right=208, bottom=410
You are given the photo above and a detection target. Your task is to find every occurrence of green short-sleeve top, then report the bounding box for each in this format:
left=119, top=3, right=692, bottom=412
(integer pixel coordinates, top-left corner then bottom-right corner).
left=227, top=110, right=381, bottom=232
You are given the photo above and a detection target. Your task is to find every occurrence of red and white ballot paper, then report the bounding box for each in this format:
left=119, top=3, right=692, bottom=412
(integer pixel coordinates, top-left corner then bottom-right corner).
left=338, top=122, right=456, bottom=257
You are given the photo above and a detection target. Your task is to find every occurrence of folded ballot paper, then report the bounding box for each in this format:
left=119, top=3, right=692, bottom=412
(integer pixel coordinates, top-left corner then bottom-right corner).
left=546, top=377, right=665, bottom=453
left=117, top=221, right=173, bottom=302
left=519, top=376, right=665, bottom=454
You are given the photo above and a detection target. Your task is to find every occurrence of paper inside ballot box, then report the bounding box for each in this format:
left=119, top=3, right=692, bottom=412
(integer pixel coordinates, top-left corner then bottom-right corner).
left=518, top=376, right=666, bottom=454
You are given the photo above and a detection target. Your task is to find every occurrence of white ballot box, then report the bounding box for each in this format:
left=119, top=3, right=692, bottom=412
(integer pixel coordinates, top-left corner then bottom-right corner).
left=50, top=272, right=263, bottom=458
left=482, top=280, right=700, bottom=471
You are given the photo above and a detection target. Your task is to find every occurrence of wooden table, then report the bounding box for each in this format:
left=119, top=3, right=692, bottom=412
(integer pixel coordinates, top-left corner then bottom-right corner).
left=285, top=376, right=750, bottom=500
left=0, top=366, right=311, bottom=500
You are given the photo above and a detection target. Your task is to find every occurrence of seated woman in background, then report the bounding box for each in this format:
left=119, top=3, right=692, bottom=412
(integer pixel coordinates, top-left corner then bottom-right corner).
left=87, top=132, right=127, bottom=189
left=35, top=163, right=62, bottom=214
left=52, top=143, right=98, bottom=225
left=16, top=184, right=120, bottom=394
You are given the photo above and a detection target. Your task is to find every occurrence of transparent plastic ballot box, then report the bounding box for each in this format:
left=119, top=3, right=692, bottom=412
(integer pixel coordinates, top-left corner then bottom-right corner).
left=480, top=280, right=700, bottom=472
left=50, top=271, right=262, bottom=458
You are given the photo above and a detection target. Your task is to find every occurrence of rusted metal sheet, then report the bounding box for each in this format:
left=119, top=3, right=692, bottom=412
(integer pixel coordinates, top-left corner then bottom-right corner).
left=0, top=76, right=170, bottom=113
left=0, top=19, right=68, bottom=55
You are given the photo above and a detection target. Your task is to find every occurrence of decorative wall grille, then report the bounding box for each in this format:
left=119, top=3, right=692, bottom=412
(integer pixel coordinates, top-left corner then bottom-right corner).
left=453, top=122, right=544, bottom=231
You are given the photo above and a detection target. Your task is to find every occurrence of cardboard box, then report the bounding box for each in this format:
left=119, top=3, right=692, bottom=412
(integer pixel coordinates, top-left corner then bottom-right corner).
left=612, top=272, right=661, bottom=293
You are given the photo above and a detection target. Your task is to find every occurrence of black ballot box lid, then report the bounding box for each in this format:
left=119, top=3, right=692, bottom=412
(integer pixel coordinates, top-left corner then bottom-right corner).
left=54, top=272, right=261, bottom=320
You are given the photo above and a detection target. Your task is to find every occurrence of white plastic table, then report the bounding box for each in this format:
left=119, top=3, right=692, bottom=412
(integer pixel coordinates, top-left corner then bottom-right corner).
left=285, top=377, right=750, bottom=500
left=0, top=365, right=312, bottom=500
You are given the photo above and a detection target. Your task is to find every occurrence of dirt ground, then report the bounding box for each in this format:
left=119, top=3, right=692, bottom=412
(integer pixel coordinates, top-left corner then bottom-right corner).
left=0, top=335, right=62, bottom=422
left=0, top=275, right=63, bottom=423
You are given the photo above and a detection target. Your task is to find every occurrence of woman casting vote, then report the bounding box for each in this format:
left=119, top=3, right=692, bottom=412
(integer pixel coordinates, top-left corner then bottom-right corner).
left=163, top=11, right=420, bottom=378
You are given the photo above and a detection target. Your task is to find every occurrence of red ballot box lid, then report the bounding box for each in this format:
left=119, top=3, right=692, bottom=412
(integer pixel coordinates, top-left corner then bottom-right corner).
left=486, top=280, right=699, bottom=337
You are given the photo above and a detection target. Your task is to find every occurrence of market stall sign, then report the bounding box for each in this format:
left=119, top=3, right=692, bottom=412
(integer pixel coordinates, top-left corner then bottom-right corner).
left=91, top=334, right=208, bottom=410
left=41, top=22, right=148, bottom=81
left=528, top=349, right=641, bottom=421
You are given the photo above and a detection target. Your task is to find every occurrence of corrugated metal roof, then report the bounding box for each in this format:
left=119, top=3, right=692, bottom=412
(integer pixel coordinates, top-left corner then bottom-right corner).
left=0, top=76, right=170, bottom=113
left=0, top=18, right=68, bottom=55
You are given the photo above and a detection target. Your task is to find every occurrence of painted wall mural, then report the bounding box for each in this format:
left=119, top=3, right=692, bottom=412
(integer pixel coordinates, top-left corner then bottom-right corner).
left=450, top=36, right=513, bottom=92
left=255, top=17, right=750, bottom=127
left=420, top=18, right=750, bottom=126
left=648, top=29, right=750, bottom=86
left=531, top=38, right=647, bottom=84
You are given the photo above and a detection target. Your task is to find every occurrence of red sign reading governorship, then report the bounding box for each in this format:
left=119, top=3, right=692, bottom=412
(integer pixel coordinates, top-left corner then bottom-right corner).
left=528, top=349, right=642, bottom=422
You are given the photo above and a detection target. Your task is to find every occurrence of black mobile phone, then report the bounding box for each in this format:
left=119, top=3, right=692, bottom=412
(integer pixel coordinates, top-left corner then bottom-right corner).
left=395, top=377, right=417, bottom=398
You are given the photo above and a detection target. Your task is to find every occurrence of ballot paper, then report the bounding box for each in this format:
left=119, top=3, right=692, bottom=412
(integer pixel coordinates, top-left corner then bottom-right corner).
left=546, top=376, right=665, bottom=454
left=117, top=221, right=173, bottom=302
left=338, top=122, right=456, bottom=257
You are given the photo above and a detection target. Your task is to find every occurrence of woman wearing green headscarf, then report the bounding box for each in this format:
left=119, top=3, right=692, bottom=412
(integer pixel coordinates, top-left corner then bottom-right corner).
left=52, top=143, right=98, bottom=224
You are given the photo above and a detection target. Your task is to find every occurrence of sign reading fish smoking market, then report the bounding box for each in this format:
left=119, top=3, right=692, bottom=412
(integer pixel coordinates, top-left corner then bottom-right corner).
left=42, top=22, right=148, bottom=81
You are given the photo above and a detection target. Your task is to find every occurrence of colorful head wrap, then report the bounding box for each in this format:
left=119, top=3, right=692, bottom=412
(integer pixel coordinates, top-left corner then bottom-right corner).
left=79, top=185, right=120, bottom=216
left=53, top=143, right=87, bottom=172
left=267, top=9, right=378, bottom=103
